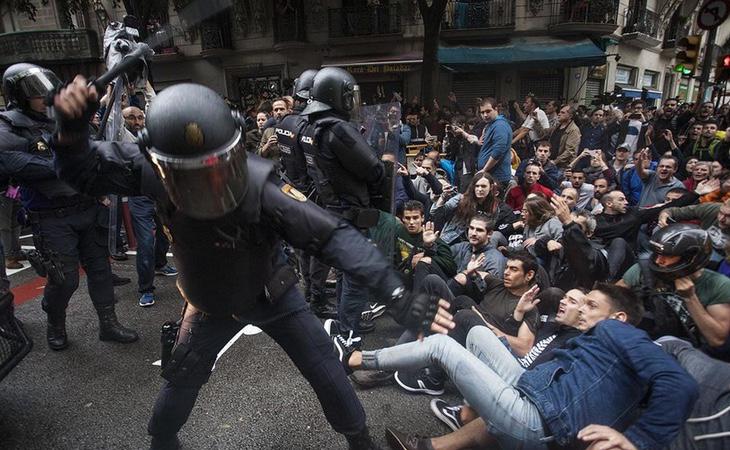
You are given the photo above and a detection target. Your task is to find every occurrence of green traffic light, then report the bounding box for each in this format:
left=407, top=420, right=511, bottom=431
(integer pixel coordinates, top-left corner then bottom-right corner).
left=674, top=64, right=685, bottom=73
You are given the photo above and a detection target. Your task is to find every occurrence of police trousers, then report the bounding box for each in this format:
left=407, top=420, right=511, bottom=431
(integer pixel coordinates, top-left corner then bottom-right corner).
left=147, top=287, right=366, bottom=440
left=30, top=203, right=114, bottom=317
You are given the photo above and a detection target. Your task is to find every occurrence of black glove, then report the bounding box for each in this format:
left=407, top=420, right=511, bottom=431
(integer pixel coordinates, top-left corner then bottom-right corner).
left=390, top=288, right=440, bottom=334
left=54, top=83, right=98, bottom=141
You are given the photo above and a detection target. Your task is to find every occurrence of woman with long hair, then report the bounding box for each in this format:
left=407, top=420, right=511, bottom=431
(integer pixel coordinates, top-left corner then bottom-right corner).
left=509, top=195, right=563, bottom=252
left=430, top=172, right=514, bottom=245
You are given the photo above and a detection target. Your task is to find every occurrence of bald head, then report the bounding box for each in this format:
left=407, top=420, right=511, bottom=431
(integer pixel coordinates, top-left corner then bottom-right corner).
left=122, top=106, right=145, bottom=133
left=601, top=190, right=628, bottom=214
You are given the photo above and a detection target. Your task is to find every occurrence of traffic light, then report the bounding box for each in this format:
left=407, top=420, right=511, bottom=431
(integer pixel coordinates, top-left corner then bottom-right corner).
left=717, top=54, right=730, bottom=83
left=674, top=35, right=701, bottom=76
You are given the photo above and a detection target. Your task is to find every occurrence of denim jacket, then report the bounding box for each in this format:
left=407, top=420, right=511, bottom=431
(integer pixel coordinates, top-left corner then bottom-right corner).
left=516, top=319, right=698, bottom=449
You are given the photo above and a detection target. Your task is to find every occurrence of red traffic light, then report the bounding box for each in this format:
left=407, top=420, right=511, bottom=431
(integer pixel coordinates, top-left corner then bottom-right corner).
left=724, top=54, right=730, bottom=68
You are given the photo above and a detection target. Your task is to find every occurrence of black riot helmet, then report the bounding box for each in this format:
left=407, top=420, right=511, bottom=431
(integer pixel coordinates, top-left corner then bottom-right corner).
left=648, top=223, right=712, bottom=281
left=2, top=63, right=62, bottom=111
left=139, top=83, right=248, bottom=220
left=293, top=69, right=318, bottom=101
left=301, top=67, right=360, bottom=117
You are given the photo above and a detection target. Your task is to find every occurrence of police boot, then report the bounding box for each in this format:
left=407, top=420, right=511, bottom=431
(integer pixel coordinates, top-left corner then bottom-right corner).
left=346, top=427, right=382, bottom=450
left=96, top=304, right=139, bottom=343
left=150, top=435, right=181, bottom=450
left=310, top=293, right=337, bottom=319
left=45, top=311, right=68, bottom=351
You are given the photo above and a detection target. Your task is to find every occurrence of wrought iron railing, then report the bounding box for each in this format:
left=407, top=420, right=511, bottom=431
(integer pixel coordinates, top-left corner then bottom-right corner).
left=623, top=8, right=661, bottom=38
left=328, top=4, right=402, bottom=38
left=201, top=15, right=233, bottom=51
left=442, top=0, right=515, bottom=29
left=274, top=8, right=307, bottom=43
left=549, top=0, right=619, bottom=26
left=0, top=29, right=100, bottom=65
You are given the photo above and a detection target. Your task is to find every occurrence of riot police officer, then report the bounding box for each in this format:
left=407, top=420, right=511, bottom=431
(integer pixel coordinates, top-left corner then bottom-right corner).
left=299, top=67, right=390, bottom=341
left=51, top=77, right=453, bottom=450
left=0, top=63, right=138, bottom=350
left=275, top=70, right=337, bottom=319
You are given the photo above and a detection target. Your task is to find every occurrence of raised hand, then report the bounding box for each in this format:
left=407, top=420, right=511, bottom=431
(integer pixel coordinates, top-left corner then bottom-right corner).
left=422, top=221, right=439, bottom=246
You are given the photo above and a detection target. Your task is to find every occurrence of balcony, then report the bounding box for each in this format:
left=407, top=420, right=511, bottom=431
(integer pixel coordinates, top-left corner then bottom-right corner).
left=200, top=15, right=233, bottom=59
left=441, top=0, right=515, bottom=42
left=622, top=9, right=661, bottom=49
left=328, top=4, right=402, bottom=42
left=547, top=0, right=619, bottom=37
left=273, top=7, right=309, bottom=51
left=0, top=29, right=101, bottom=66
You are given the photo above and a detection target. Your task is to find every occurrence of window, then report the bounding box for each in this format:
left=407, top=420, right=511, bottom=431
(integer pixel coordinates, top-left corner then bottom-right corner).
left=615, top=65, right=635, bottom=85
left=642, top=70, right=659, bottom=88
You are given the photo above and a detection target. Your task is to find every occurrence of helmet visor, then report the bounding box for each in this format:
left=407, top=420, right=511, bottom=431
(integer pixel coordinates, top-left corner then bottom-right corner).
left=15, top=68, right=62, bottom=99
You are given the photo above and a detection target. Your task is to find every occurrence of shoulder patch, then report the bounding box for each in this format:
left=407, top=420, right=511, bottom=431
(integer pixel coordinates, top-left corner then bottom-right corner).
left=281, top=184, right=307, bottom=202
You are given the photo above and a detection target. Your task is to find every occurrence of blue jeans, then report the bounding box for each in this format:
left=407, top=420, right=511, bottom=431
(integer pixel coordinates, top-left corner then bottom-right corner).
left=361, top=328, right=548, bottom=449
left=128, top=197, right=169, bottom=294
left=337, top=271, right=369, bottom=337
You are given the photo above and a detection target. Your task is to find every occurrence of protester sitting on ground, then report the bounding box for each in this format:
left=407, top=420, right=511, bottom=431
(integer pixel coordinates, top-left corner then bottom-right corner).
left=505, top=196, right=563, bottom=253
left=428, top=287, right=584, bottom=433
left=430, top=172, right=513, bottom=246
left=448, top=214, right=506, bottom=298
left=513, top=140, right=561, bottom=190
left=636, top=150, right=684, bottom=207
left=505, top=162, right=553, bottom=211
left=693, top=170, right=730, bottom=203
left=684, top=161, right=712, bottom=192
left=412, top=157, right=443, bottom=200
left=385, top=200, right=456, bottom=291
left=589, top=176, right=611, bottom=214
left=334, top=283, right=698, bottom=450
left=534, top=198, right=614, bottom=290
left=390, top=251, right=543, bottom=396
left=560, top=168, right=594, bottom=210
left=617, top=224, right=730, bottom=357
left=558, top=187, right=579, bottom=211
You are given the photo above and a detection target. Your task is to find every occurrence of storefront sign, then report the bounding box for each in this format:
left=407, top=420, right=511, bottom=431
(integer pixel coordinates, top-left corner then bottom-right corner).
left=344, top=64, right=414, bottom=74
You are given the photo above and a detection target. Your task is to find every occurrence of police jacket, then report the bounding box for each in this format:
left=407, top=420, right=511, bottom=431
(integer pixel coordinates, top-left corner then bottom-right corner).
left=0, top=109, right=81, bottom=209
left=275, top=112, right=310, bottom=191
left=52, top=135, right=404, bottom=320
left=299, top=112, right=386, bottom=219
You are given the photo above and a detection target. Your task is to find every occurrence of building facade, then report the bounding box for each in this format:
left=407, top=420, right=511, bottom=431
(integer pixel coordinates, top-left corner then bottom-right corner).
left=0, top=0, right=727, bottom=110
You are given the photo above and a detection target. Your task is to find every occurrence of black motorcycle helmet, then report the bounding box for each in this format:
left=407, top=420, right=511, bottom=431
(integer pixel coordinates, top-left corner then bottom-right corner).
left=2, top=63, right=62, bottom=111
left=301, top=67, right=359, bottom=117
left=648, top=223, right=712, bottom=281
left=292, top=69, right=318, bottom=101
left=138, top=83, right=248, bottom=220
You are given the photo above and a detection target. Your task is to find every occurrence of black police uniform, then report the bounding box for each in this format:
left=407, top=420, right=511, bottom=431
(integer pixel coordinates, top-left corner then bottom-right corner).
left=53, top=135, right=410, bottom=447
left=0, top=108, right=136, bottom=349
left=275, top=105, right=335, bottom=317
left=299, top=111, right=388, bottom=337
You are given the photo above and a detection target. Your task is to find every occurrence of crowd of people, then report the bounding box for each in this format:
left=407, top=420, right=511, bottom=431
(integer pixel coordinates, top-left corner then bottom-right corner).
left=2, top=56, right=730, bottom=450
left=242, top=85, right=730, bottom=450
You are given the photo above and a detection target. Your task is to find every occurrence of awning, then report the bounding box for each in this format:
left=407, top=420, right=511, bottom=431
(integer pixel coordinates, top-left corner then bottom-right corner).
left=438, top=37, right=606, bottom=71
left=322, top=52, right=422, bottom=68
left=621, top=88, right=662, bottom=100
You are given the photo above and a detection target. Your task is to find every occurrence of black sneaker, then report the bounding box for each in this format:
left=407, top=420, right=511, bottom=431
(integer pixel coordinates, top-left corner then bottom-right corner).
left=333, top=331, right=359, bottom=375
left=361, top=302, right=387, bottom=321
left=384, top=429, right=433, bottom=450
left=351, top=370, right=394, bottom=389
left=394, top=368, right=445, bottom=396
left=429, top=398, right=464, bottom=431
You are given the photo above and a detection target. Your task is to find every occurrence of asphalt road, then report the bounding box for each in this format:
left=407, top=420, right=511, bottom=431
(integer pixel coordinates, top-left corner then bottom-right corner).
left=0, top=253, right=459, bottom=450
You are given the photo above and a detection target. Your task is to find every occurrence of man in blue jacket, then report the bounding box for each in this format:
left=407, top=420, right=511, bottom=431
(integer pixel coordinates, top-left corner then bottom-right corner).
left=476, top=98, right=512, bottom=190
left=337, top=283, right=699, bottom=450
left=454, top=98, right=512, bottom=191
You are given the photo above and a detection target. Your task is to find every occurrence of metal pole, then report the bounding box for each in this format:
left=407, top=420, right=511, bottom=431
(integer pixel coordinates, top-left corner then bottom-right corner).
left=698, top=27, right=718, bottom=103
